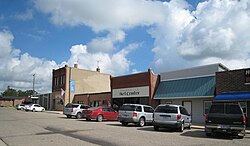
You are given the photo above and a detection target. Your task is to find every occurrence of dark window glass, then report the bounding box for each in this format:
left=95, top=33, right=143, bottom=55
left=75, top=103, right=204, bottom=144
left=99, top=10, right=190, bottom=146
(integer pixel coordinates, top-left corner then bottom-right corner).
left=102, top=108, right=108, bottom=112
left=226, top=104, right=242, bottom=114
left=144, top=107, right=154, bottom=113
left=136, top=106, right=142, bottom=112
left=180, top=107, right=189, bottom=115
left=119, top=105, right=136, bottom=111
left=109, top=108, right=115, bottom=112
left=209, top=103, right=224, bottom=113
left=155, top=106, right=178, bottom=113
left=80, top=105, right=90, bottom=109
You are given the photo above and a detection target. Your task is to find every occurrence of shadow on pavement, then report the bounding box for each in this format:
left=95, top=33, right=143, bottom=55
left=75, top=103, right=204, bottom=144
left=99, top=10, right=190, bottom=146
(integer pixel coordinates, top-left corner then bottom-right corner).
left=181, top=130, right=236, bottom=140
left=137, top=127, right=182, bottom=133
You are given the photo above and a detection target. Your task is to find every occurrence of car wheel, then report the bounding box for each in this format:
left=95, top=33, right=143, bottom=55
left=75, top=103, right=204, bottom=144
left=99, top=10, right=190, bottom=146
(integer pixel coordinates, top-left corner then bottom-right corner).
left=178, top=122, right=184, bottom=132
left=121, top=122, right=128, bottom=126
left=76, top=112, right=82, bottom=119
left=138, top=117, right=145, bottom=127
left=97, top=115, right=103, bottom=122
left=41, top=109, right=45, bottom=112
left=66, top=115, right=72, bottom=118
left=154, top=126, right=159, bottom=131
left=32, top=108, right=35, bottom=112
left=187, top=123, right=191, bottom=129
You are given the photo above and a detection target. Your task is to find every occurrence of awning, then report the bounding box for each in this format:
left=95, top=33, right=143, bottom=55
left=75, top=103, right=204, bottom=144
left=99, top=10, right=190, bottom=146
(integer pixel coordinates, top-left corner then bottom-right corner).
left=154, top=76, right=215, bottom=99
left=215, top=92, right=250, bottom=100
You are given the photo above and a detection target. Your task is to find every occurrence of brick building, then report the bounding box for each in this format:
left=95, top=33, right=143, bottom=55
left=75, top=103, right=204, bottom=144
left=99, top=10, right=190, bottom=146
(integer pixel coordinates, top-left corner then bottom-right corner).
left=216, top=68, right=250, bottom=126
left=111, top=68, right=159, bottom=109
left=73, top=92, right=111, bottom=107
left=52, top=64, right=111, bottom=111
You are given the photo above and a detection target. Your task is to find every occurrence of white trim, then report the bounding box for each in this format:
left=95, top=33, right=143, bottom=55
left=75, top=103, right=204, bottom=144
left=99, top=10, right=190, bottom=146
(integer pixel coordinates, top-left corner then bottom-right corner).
left=112, top=86, right=149, bottom=98
left=161, top=74, right=215, bottom=82
left=155, top=96, right=214, bottom=100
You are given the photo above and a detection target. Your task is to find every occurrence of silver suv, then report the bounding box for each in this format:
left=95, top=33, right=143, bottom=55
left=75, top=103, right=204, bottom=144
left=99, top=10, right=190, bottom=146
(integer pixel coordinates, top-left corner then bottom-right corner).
left=153, top=104, right=191, bottom=132
left=63, top=103, right=90, bottom=119
left=118, top=104, right=154, bottom=127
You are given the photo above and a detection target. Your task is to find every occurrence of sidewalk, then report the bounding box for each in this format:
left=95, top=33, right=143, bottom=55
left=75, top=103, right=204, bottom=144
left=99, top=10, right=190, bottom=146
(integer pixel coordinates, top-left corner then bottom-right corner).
left=45, top=110, right=63, bottom=114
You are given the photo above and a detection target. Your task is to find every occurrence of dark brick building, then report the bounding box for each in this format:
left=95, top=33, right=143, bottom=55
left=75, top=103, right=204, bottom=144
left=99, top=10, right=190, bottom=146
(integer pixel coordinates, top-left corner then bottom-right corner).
left=216, top=68, right=250, bottom=126
left=111, top=68, right=159, bottom=108
left=73, top=92, right=111, bottom=107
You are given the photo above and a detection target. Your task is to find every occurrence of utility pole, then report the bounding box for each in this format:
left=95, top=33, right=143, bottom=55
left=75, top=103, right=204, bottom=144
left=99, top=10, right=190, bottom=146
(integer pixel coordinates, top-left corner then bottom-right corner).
left=33, top=74, right=35, bottom=96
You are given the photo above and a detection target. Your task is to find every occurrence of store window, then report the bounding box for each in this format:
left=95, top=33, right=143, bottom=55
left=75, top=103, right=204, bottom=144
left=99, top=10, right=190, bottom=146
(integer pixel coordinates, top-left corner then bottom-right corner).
left=204, top=101, right=212, bottom=115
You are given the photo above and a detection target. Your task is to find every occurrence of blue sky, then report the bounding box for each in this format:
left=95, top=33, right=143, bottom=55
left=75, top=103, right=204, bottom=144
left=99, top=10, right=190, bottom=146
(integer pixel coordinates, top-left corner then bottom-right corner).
left=0, top=0, right=250, bottom=93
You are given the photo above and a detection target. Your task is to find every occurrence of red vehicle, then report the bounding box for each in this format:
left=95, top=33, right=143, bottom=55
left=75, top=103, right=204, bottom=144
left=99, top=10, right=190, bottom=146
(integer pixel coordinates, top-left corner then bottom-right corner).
left=82, top=107, right=118, bottom=122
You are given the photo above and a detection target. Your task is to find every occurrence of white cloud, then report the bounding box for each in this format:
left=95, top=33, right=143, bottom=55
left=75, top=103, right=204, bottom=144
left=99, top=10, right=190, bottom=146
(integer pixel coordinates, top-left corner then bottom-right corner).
left=0, top=30, right=57, bottom=93
left=66, top=43, right=140, bottom=76
left=15, top=9, right=33, bottom=21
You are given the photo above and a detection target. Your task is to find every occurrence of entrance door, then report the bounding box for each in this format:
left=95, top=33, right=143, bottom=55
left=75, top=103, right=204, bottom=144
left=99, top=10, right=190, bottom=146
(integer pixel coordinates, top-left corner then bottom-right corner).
left=183, top=101, right=192, bottom=115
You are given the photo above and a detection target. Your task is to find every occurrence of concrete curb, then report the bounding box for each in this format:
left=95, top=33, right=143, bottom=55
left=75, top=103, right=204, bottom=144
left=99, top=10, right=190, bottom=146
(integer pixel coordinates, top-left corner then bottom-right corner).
left=45, top=111, right=63, bottom=115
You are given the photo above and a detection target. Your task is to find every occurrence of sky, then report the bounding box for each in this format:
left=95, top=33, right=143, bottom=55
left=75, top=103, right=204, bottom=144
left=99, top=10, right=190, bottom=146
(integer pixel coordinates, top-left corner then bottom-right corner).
left=0, top=0, right=250, bottom=94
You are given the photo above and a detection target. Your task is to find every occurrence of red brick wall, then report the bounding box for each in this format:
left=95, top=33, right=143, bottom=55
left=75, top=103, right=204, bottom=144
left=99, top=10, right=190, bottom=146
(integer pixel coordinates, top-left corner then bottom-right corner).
left=52, top=67, right=66, bottom=92
left=73, top=92, right=111, bottom=106
left=149, top=70, right=160, bottom=108
left=111, top=72, right=149, bottom=89
left=216, top=69, right=250, bottom=95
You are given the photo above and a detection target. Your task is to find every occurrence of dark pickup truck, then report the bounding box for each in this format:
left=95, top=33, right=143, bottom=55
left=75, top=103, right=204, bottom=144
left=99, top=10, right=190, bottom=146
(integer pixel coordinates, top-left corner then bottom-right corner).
left=205, top=102, right=246, bottom=138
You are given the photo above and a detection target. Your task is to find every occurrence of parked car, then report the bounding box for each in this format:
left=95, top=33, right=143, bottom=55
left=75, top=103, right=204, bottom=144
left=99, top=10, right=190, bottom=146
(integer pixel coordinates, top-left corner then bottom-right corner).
left=82, top=107, right=118, bottom=122
left=118, top=104, right=154, bottom=127
left=63, top=103, right=90, bottom=119
left=153, top=104, right=191, bottom=132
left=25, top=104, right=45, bottom=112
left=16, top=104, right=25, bottom=110
left=205, top=102, right=246, bottom=138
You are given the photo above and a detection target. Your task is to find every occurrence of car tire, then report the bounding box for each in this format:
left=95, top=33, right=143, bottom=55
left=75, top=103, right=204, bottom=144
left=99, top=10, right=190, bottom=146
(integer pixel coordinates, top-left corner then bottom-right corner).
left=32, top=108, right=35, bottom=112
left=76, top=112, right=82, bottom=119
left=86, top=118, right=91, bottom=121
left=178, top=122, right=184, bottom=132
left=187, top=123, right=191, bottom=129
left=121, top=122, right=128, bottom=126
left=97, top=115, right=103, bottom=122
left=138, top=117, right=145, bottom=127
left=41, top=109, right=45, bottom=112
left=154, top=126, right=159, bottom=131
left=66, top=115, right=72, bottom=118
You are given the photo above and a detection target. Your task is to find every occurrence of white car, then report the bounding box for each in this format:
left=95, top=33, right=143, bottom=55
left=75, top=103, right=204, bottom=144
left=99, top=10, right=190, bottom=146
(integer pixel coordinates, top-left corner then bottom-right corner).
left=25, top=104, right=45, bottom=112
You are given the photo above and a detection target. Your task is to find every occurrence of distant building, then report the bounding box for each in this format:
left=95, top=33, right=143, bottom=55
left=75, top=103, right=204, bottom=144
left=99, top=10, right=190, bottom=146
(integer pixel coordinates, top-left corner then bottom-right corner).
left=37, top=93, right=52, bottom=110
left=0, top=96, right=27, bottom=107
left=52, top=64, right=111, bottom=110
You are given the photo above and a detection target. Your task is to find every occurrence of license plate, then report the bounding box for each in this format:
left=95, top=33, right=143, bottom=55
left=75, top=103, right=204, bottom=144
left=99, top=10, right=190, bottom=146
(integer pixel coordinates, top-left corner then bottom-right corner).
left=217, top=125, right=229, bottom=129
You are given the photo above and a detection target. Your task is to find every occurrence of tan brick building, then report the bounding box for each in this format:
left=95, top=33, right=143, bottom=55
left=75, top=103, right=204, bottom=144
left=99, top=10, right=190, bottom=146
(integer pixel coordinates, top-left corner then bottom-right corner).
left=52, top=64, right=111, bottom=110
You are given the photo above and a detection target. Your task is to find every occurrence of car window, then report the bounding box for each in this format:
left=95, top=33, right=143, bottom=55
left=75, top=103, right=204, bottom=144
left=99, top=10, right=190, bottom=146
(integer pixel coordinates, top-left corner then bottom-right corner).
left=136, top=106, right=142, bottom=112
left=119, top=105, right=136, bottom=111
left=108, top=108, right=115, bottom=112
left=180, top=107, right=189, bottom=115
left=80, top=105, right=89, bottom=109
left=88, top=107, right=99, bottom=110
left=144, top=107, right=154, bottom=113
left=65, top=104, right=72, bottom=108
left=155, top=105, right=178, bottom=113
left=225, top=104, right=242, bottom=114
left=209, top=103, right=224, bottom=114
left=102, top=108, right=108, bottom=112
left=34, top=105, right=40, bottom=107
left=72, top=105, right=79, bottom=108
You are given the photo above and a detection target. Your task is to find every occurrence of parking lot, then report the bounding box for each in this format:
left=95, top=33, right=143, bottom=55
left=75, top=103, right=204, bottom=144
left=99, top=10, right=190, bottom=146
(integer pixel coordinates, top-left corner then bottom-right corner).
left=0, top=108, right=250, bottom=146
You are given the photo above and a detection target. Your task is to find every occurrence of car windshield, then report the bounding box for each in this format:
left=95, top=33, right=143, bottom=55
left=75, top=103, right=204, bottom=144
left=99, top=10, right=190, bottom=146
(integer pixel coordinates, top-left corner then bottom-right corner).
left=209, top=102, right=242, bottom=114
left=155, top=105, right=178, bottom=113
left=119, top=105, right=136, bottom=111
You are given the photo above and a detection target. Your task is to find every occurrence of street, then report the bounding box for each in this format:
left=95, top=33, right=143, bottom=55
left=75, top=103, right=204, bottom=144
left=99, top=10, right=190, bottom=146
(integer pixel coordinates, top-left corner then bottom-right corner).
left=0, top=108, right=250, bottom=146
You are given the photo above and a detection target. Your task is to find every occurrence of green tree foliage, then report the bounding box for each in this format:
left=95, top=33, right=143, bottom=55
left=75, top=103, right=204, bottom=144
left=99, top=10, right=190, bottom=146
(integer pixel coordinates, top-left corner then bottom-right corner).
left=1, top=88, right=38, bottom=97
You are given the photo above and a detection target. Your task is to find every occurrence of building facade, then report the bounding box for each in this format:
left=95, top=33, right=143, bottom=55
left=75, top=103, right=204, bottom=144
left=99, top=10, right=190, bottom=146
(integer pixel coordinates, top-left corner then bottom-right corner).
left=37, top=93, right=52, bottom=110
left=154, top=64, right=229, bottom=124
left=73, top=92, right=111, bottom=107
left=111, top=68, right=159, bottom=109
left=216, top=68, right=250, bottom=126
left=52, top=64, right=111, bottom=110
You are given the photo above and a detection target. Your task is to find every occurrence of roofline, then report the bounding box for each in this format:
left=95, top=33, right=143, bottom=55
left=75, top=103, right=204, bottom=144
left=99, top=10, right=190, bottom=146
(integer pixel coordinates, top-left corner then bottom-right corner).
left=154, top=96, right=214, bottom=100
left=161, top=74, right=215, bottom=82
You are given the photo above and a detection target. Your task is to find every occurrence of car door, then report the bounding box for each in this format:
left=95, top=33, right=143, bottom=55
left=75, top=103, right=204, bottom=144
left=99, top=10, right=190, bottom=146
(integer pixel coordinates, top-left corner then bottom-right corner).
left=108, top=108, right=118, bottom=120
left=180, top=107, right=191, bottom=127
left=143, top=106, right=154, bottom=122
left=101, top=108, right=110, bottom=120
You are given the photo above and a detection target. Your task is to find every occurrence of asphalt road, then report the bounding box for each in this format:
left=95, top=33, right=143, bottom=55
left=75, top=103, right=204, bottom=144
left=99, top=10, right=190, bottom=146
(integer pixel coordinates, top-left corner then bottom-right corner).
left=1, top=108, right=250, bottom=146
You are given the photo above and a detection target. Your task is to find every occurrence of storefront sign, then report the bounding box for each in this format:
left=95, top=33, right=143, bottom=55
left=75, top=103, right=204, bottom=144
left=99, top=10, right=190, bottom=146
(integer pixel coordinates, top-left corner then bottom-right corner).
left=70, top=80, right=75, bottom=92
left=245, top=69, right=250, bottom=84
left=112, top=86, right=149, bottom=98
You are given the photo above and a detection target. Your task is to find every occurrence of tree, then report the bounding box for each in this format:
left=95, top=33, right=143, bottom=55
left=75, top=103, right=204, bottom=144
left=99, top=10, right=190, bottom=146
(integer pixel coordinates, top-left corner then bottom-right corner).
left=1, top=88, right=38, bottom=97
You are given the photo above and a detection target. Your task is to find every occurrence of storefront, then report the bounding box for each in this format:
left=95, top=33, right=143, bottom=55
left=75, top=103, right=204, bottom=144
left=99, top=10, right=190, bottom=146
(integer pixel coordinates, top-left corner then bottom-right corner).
left=154, top=64, right=229, bottom=124
left=111, top=69, right=159, bottom=109
left=73, top=92, right=111, bottom=107
left=216, top=68, right=250, bottom=126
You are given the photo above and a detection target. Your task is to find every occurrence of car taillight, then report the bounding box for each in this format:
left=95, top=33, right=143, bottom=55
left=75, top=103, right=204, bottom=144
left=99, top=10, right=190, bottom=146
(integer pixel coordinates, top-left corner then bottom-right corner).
left=71, top=108, right=74, bottom=112
left=133, top=112, right=137, bottom=117
left=205, top=114, right=208, bottom=122
left=242, top=115, right=246, bottom=124
left=177, top=114, right=181, bottom=121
